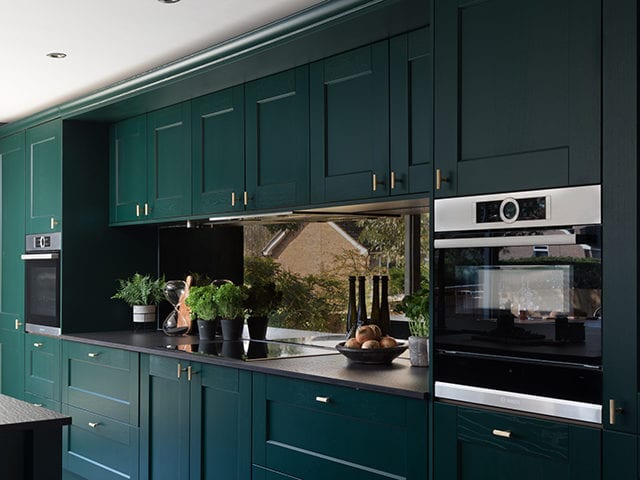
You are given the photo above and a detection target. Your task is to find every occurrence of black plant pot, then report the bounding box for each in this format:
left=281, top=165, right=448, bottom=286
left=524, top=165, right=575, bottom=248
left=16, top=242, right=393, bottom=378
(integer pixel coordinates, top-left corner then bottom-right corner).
left=221, top=340, right=245, bottom=359
left=247, top=315, right=268, bottom=340
left=220, top=317, right=244, bottom=341
left=197, top=318, right=218, bottom=341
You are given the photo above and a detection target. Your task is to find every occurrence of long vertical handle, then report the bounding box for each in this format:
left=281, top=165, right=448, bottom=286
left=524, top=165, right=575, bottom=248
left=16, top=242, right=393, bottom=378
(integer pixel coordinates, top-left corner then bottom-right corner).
left=609, top=399, right=624, bottom=424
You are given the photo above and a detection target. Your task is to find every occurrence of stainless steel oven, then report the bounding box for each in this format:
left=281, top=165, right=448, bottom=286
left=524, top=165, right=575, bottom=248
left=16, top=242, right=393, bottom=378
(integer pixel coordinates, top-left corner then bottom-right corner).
left=433, top=185, right=602, bottom=423
left=21, top=232, right=61, bottom=335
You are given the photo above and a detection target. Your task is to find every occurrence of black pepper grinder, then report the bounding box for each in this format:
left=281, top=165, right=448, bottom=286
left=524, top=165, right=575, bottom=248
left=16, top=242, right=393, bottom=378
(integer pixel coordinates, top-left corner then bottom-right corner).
left=356, top=276, right=368, bottom=329
left=346, top=276, right=357, bottom=338
left=370, top=275, right=381, bottom=326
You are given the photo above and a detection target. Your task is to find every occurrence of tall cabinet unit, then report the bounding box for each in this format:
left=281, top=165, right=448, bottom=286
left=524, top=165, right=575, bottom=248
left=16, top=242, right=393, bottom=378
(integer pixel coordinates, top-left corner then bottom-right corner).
left=433, top=0, right=601, bottom=197
left=0, top=132, right=26, bottom=399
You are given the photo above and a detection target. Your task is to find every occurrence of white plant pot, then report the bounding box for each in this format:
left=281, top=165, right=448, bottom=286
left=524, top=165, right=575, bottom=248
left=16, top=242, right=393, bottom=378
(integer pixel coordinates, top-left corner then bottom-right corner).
left=408, top=336, right=429, bottom=367
left=133, top=305, right=156, bottom=323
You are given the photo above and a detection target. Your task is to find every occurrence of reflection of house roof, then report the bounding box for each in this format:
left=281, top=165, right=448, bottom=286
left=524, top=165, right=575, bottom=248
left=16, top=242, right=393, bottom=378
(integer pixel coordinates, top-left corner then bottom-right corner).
left=261, top=222, right=368, bottom=257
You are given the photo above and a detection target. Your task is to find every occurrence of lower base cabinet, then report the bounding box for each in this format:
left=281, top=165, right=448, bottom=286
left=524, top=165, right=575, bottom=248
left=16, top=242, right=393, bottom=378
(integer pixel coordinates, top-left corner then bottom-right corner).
left=140, top=354, right=251, bottom=480
left=25, top=334, right=61, bottom=410
left=252, top=373, right=428, bottom=480
left=434, top=402, right=602, bottom=480
left=0, top=321, right=24, bottom=399
left=602, top=430, right=637, bottom=479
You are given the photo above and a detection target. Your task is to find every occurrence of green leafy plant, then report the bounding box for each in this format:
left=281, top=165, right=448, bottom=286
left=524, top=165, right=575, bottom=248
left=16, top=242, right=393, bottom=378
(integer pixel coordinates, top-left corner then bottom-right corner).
left=111, top=273, right=165, bottom=307
left=245, top=281, right=283, bottom=317
left=214, top=283, right=247, bottom=320
left=399, top=283, right=430, bottom=338
left=185, top=284, right=219, bottom=321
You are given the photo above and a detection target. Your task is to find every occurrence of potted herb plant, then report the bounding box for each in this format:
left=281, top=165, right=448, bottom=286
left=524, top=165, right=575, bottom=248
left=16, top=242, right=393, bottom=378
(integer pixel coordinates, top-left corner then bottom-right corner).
left=111, top=273, right=165, bottom=324
left=214, top=283, right=248, bottom=341
left=184, top=284, right=219, bottom=340
left=400, top=283, right=430, bottom=367
left=244, top=281, right=283, bottom=340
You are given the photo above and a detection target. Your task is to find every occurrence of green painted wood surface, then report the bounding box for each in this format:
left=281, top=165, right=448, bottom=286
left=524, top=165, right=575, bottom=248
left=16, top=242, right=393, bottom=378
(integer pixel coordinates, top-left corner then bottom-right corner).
left=434, top=0, right=601, bottom=197
left=0, top=322, right=24, bottom=400
left=245, top=66, right=310, bottom=210
left=390, top=27, right=432, bottom=195
left=147, top=102, right=192, bottom=220
left=25, top=119, right=62, bottom=233
left=191, top=86, right=245, bottom=215
left=62, top=341, right=139, bottom=425
left=433, top=402, right=601, bottom=480
left=310, top=41, right=390, bottom=203
left=24, top=334, right=60, bottom=402
left=109, top=115, right=147, bottom=224
left=253, top=465, right=302, bottom=480
left=602, top=430, right=637, bottom=479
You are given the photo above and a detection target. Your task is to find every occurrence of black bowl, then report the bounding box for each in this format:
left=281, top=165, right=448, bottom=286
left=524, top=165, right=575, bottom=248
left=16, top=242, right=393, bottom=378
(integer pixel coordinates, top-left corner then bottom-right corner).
left=335, top=341, right=407, bottom=365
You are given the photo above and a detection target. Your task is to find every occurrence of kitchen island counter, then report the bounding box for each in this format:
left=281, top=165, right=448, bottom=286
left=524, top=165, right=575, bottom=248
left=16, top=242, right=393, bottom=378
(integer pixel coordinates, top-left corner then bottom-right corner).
left=61, top=329, right=429, bottom=400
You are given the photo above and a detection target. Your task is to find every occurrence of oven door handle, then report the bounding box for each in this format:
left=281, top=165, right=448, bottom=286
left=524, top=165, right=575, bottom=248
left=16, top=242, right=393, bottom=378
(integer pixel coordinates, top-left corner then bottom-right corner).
left=434, top=233, right=577, bottom=249
left=20, top=253, right=59, bottom=260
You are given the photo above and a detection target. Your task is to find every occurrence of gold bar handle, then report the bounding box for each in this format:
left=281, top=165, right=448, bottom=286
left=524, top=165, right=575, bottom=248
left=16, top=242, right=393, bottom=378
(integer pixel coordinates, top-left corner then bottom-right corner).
left=243, top=191, right=248, bottom=206
left=436, top=169, right=450, bottom=190
left=492, top=429, right=512, bottom=439
left=136, top=204, right=141, bottom=217
left=187, top=365, right=193, bottom=381
left=15, top=319, right=22, bottom=330
left=33, top=342, right=43, bottom=348
left=177, top=363, right=183, bottom=379
left=88, top=422, right=100, bottom=428
left=33, top=403, right=43, bottom=407
left=50, top=217, right=58, bottom=229
left=610, top=399, right=624, bottom=425
left=372, top=173, right=377, bottom=191
left=144, top=203, right=149, bottom=216
left=390, top=171, right=396, bottom=189
left=231, top=192, right=236, bottom=207
left=87, top=353, right=100, bottom=358
left=315, top=396, right=330, bottom=404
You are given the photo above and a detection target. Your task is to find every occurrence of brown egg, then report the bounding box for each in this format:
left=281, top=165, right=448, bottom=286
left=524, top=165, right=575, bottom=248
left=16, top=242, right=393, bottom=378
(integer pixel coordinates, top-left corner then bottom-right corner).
left=356, top=325, right=376, bottom=344
left=344, top=338, right=362, bottom=349
left=361, top=339, right=381, bottom=349
left=379, top=336, right=398, bottom=348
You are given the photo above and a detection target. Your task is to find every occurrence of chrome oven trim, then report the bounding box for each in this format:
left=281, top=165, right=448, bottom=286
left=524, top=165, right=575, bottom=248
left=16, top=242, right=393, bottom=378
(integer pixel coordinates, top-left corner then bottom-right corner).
left=435, top=381, right=602, bottom=424
left=434, top=233, right=578, bottom=249
left=25, top=324, right=61, bottom=336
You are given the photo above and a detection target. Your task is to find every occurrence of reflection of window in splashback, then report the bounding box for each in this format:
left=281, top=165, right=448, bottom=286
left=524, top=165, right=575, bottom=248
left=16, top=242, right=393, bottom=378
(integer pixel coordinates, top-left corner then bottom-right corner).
left=243, top=214, right=428, bottom=334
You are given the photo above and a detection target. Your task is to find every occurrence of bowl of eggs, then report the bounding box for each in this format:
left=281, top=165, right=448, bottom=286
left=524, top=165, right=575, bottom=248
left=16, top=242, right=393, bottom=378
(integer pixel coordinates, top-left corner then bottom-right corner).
left=335, top=324, right=407, bottom=365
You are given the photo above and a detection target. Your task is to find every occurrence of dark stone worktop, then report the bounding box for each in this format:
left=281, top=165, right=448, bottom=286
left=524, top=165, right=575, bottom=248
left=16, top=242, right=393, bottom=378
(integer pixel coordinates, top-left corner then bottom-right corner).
left=61, top=328, right=429, bottom=400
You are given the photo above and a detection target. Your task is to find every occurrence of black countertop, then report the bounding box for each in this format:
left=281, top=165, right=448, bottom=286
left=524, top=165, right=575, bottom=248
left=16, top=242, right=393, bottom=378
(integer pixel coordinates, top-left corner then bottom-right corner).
left=61, top=328, right=429, bottom=400
left=0, top=393, right=71, bottom=431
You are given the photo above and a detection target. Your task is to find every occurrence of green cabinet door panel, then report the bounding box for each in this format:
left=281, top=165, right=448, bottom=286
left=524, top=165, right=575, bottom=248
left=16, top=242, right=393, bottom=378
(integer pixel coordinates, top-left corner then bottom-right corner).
left=245, top=66, right=310, bottom=210
left=0, top=132, right=26, bottom=319
left=109, top=115, right=147, bottom=223
left=434, top=0, right=601, bottom=197
left=253, top=465, right=301, bottom=480
left=434, top=402, right=601, bottom=480
left=310, top=41, right=390, bottom=203
left=191, top=86, right=245, bottom=215
left=601, top=430, right=637, bottom=479
left=140, top=354, right=191, bottom=480
left=24, top=334, right=60, bottom=402
left=189, top=363, right=251, bottom=480
left=390, top=28, right=432, bottom=195
left=26, top=120, right=62, bottom=233
left=0, top=323, right=24, bottom=399
left=147, top=102, right=192, bottom=219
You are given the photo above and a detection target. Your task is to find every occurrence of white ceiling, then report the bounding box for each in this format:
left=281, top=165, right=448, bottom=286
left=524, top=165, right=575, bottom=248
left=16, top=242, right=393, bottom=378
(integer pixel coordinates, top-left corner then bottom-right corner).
left=0, top=0, right=325, bottom=124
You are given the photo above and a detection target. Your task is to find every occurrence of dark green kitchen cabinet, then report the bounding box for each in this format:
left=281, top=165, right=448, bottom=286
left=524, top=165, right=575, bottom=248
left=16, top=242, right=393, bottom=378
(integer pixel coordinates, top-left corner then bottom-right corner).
left=140, top=354, right=251, bottom=480
left=24, top=334, right=61, bottom=410
left=109, top=115, right=147, bottom=223
left=434, top=0, right=601, bottom=197
left=390, top=28, right=432, bottom=195
left=147, top=103, right=192, bottom=219
left=245, top=66, right=310, bottom=210
left=433, top=402, right=601, bottom=480
left=310, top=42, right=390, bottom=203
left=192, top=86, right=245, bottom=215
left=0, top=325, right=24, bottom=399
left=601, top=430, right=637, bottom=479
left=252, top=373, right=428, bottom=480
left=26, top=119, right=62, bottom=233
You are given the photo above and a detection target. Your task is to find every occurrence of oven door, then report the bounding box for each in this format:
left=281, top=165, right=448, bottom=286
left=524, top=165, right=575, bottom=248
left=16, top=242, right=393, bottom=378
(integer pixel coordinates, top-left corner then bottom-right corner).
left=22, top=252, right=60, bottom=335
left=433, top=226, right=602, bottom=421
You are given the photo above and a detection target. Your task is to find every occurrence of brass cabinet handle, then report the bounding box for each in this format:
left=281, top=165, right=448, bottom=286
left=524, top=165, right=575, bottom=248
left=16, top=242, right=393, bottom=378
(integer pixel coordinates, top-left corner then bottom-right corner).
left=33, top=403, right=43, bottom=407
left=243, top=191, right=248, bottom=206
left=136, top=204, right=141, bottom=217
left=315, top=396, right=330, bottom=404
left=87, top=352, right=100, bottom=358
left=177, top=363, right=188, bottom=379
left=50, top=217, right=59, bottom=230
left=492, top=429, right=512, bottom=439
left=436, top=168, right=450, bottom=190
left=88, top=422, right=100, bottom=428
left=15, top=319, right=22, bottom=330
left=609, top=399, right=624, bottom=425
left=231, top=192, right=236, bottom=207
left=144, top=203, right=150, bottom=216
left=390, top=171, right=396, bottom=190
left=33, top=342, right=43, bottom=348
left=188, top=365, right=196, bottom=381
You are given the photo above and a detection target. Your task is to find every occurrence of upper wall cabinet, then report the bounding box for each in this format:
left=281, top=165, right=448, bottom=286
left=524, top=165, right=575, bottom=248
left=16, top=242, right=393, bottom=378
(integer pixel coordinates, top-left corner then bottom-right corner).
left=192, top=86, right=245, bottom=215
left=26, top=120, right=62, bottom=233
left=310, top=41, right=390, bottom=203
left=434, top=0, right=601, bottom=197
left=110, top=103, right=191, bottom=224
left=245, top=66, right=310, bottom=210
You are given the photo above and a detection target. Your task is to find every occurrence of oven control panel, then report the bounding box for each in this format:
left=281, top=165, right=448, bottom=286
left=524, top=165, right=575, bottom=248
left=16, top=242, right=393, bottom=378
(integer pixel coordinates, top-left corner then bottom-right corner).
left=25, top=232, right=61, bottom=252
left=476, top=196, right=547, bottom=224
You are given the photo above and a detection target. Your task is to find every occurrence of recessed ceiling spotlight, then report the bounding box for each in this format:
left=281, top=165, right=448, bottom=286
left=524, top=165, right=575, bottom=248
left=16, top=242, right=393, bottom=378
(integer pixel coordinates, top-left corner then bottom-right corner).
left=158, top=0, right=180, bottom=3
left=46, top=52, right=67, bottom=59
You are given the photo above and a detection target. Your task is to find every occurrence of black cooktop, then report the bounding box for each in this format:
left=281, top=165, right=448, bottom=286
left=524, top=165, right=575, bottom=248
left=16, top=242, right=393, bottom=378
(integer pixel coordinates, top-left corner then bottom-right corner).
left=158, top=339, right=339, bottom=361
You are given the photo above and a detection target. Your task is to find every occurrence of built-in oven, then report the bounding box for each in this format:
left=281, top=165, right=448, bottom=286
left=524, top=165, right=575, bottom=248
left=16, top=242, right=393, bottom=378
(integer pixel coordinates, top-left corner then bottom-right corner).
left=433, top=185, right=602, bottom=424
left=21, top=232, right=61, bottom=336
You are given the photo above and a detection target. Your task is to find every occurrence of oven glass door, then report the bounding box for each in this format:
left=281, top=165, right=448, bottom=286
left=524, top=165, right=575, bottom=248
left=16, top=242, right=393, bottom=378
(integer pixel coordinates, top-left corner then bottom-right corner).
left=434, top=226, right=602, bottom=366
left=24, top=256, right=60, bottom=333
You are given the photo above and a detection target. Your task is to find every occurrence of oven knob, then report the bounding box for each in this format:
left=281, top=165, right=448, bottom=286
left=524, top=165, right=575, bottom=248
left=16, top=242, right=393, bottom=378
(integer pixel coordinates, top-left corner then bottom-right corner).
left=36, top=236, right=46, bottom=249
left=499, top=198, right=520, bottom=223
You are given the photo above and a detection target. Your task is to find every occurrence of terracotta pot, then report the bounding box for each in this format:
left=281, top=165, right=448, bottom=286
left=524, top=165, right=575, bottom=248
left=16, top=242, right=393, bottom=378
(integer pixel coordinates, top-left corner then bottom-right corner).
left=247, top=315, right=268, bottom=340
left=133, top=305, right=156, bottom=323
left=408, top=336, right=429, bottom=367
left=220, top=317, right=244, bottom=341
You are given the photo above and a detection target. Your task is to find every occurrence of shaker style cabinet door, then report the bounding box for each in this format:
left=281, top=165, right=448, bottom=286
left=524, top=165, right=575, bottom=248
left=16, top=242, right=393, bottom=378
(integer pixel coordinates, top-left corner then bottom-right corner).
left=245, top=66, right=310, bottom=211
left=109, top=115, right=147, bottom=224
left=26, top=119, right=62, bottom=233
left=192, top=86, right=245, bottom=215
left=147, top=102, right=192, bottom=220
left=310, top=41, right=390, bottom=203
left=434, top=0, right=601, bottom=197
